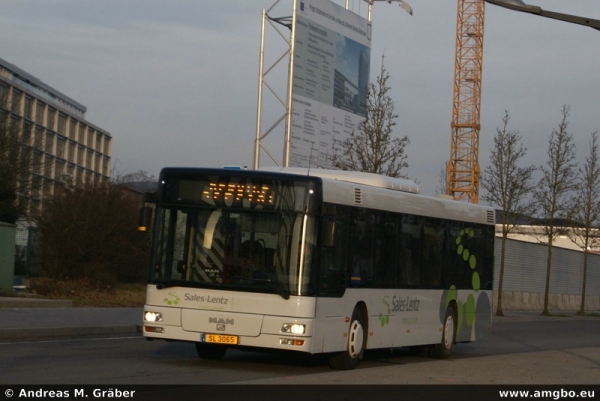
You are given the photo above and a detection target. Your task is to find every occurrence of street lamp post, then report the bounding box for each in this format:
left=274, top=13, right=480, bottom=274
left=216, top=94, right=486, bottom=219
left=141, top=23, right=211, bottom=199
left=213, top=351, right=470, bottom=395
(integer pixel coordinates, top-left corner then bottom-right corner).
left=485, top=0, right=600, bottom=31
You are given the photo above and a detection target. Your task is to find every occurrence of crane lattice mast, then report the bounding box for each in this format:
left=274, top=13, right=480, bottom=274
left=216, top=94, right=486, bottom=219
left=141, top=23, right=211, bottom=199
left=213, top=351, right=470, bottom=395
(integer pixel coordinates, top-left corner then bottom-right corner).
left=447, top=0, right=485, bottom=203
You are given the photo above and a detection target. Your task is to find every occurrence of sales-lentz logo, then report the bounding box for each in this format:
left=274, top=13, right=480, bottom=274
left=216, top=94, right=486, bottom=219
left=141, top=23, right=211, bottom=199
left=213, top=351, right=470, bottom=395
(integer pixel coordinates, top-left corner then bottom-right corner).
left=391, top=295, right=420, bottom=312
left=184, top=293, right=229, bottom=305
left=378, top=295, right=421, bottom=327
left=163, top=292, right=180, bottom=305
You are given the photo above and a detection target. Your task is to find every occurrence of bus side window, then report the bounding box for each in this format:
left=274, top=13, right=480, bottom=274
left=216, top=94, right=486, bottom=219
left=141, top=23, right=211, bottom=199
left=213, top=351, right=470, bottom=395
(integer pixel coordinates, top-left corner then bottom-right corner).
left=399, top=215, right=423, bottom=288
left=373, top=216, right=399, bottom=288
left=422, top=218, right=443, bottom=289
left=318, top=215, right=348, bottom=296
left=349, top=208, right=376, bottom=287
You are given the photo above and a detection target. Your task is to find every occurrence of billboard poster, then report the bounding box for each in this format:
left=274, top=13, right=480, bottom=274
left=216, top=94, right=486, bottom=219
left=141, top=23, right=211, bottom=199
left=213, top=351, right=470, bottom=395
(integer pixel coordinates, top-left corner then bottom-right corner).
left=290, top=0, right=371, bottom=168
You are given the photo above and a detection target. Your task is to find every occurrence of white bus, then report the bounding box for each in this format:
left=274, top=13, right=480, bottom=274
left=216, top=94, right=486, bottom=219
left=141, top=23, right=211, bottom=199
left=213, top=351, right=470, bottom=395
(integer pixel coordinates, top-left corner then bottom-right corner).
left=140, top=167, right=495, bottom=370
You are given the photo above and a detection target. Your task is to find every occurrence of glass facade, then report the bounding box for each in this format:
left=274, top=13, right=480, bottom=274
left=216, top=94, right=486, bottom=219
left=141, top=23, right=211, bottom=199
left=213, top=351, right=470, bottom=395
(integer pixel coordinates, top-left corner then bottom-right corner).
left=1, top=60, right=113, bottom=216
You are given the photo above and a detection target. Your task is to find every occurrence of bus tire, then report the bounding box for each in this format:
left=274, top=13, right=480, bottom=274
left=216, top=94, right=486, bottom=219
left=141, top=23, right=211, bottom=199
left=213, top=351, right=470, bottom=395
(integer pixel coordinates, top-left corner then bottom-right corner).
left=329, top=308, right=366, bottom=370
left=429, top=305, right=456, bottom=359
left=195, top=343, right=227, bottom=360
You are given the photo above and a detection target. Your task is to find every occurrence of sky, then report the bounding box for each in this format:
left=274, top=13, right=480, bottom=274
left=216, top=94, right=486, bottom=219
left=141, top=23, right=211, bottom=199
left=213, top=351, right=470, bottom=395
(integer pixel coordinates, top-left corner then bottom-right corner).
left=1, top=0, right=598, bottom=198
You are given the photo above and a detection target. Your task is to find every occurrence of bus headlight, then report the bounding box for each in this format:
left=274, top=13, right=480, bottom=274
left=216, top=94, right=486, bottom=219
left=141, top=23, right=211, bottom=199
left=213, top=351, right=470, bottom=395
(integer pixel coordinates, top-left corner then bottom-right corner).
left=144, top=311, right=163, bottom=322
left=281, top=323, right=305, bottom=335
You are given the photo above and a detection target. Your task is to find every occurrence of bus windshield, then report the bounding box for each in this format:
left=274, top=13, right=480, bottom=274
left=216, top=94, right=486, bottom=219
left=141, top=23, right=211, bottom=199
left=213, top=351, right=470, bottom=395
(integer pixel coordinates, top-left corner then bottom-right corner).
left=149, top=172, right=321, bottom=297
left=151, top=208, right=317, bottom=298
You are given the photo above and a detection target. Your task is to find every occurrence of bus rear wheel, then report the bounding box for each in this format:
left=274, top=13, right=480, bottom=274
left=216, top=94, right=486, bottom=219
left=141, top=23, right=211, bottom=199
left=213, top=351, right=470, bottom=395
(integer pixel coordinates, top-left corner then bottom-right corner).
left=429, top=305, right=456, bottom=359
left=329, top=308, right=366, bottom=370
left=195, top=343, right=227, bottom=360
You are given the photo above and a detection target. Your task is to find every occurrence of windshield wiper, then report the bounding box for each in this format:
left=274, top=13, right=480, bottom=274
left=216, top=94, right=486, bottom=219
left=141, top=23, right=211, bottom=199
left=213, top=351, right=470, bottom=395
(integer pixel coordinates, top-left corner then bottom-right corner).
left=271, top=283, right=291, bottom=300
left=249, top=277, right=290, bottom=300
left=154, top=280, right=218, bottom=290
left=155, top=282, right=177, bottom=289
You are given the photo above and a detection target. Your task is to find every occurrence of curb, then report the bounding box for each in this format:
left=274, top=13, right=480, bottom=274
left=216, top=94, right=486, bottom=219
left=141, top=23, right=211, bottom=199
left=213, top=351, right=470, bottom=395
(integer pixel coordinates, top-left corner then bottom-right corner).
left=0, top=297, right=73, bottom=308
left=0, top=324, right=141, bottom=340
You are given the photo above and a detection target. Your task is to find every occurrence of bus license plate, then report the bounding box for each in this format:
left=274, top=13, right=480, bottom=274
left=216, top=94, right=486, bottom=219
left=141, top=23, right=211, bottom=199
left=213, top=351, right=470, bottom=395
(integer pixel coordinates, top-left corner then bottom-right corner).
left=201, top=333, right=238, bottom=345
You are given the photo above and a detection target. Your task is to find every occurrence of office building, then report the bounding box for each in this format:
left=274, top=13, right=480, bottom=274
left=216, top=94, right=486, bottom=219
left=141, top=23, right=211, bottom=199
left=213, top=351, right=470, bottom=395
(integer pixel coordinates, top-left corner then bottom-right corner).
left=0, top=56, right=112, bottom=217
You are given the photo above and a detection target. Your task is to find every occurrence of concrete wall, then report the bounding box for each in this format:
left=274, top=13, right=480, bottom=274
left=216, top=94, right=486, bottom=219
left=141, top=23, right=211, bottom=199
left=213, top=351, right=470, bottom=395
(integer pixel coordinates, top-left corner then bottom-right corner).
left=493, top=238, right=600, bottom=312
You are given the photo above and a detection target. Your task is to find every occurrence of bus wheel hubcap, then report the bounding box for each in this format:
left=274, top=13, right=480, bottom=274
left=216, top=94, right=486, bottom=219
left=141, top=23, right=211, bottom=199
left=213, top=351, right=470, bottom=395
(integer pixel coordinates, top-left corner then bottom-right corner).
left=348, top=320, right=364, bottom=358
left=444, top=316, right=454, bottom=349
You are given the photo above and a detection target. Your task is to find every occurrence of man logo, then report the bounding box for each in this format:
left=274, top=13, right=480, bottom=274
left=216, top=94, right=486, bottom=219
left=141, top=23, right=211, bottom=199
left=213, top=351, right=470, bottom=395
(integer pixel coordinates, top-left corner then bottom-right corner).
left=209, top=317, right=234, bottom=325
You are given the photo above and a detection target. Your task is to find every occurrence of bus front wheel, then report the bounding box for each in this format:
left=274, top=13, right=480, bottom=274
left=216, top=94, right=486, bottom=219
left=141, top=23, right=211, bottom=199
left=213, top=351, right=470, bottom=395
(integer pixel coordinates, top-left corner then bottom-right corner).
left=429, top=305, right=456, bottom=359
left=329, top=308, right=366, bottom=370
left=195, top=343, right=227, bottom=360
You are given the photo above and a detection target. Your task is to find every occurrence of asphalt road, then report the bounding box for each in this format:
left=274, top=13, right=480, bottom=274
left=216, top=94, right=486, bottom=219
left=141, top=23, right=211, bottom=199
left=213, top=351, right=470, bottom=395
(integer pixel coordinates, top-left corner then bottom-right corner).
left=1, top=312, right=598, bottom=385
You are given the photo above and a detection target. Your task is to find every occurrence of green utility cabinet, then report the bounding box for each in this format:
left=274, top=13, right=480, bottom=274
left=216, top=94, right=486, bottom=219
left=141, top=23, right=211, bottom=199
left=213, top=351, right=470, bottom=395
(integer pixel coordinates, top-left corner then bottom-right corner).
left=0, top=222, right=16, bottom=290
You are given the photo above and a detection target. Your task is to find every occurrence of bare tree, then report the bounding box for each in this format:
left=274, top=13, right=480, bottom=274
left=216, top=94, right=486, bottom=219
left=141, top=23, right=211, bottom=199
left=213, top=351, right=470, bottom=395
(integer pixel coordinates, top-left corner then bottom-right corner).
left=435, top=161, right=449, bottom=196
left=532, top=105, right=579, bottom=316
left=481, top=111, right=536, bottom=317
left=36, top=181, right=149, bottom=285
left=113, top=169, right=156, bottom=184
left=568, top=131, right=600, bottom=315
left=330, top=55, right=410, bottom=178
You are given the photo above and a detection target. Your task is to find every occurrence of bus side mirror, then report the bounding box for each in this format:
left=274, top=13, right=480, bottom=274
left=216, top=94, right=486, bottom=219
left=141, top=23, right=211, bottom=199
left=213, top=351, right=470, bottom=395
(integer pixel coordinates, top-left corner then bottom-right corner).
left=322, top=220, right=336, bottom=248
left=138, top=206, right=153, bottom=232
left=143, top=192, right=157, bottom=203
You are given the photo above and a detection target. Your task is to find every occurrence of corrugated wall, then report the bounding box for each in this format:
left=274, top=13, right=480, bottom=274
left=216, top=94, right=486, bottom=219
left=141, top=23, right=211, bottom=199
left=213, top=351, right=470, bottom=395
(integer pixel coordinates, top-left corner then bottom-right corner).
left=493, top=238, right=600, bottom=310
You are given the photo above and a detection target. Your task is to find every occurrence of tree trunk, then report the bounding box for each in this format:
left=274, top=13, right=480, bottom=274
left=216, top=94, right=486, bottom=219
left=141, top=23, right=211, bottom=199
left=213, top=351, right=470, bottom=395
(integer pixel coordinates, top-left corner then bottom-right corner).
left=580, top=250, right=588, bottom=314
left=542, top=240, right=553, bottom=316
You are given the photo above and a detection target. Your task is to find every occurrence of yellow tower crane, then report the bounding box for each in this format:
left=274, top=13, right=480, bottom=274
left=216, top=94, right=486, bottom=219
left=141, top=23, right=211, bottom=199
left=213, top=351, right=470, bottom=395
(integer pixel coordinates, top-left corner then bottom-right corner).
left=447, top=0, right=485, bottom=203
